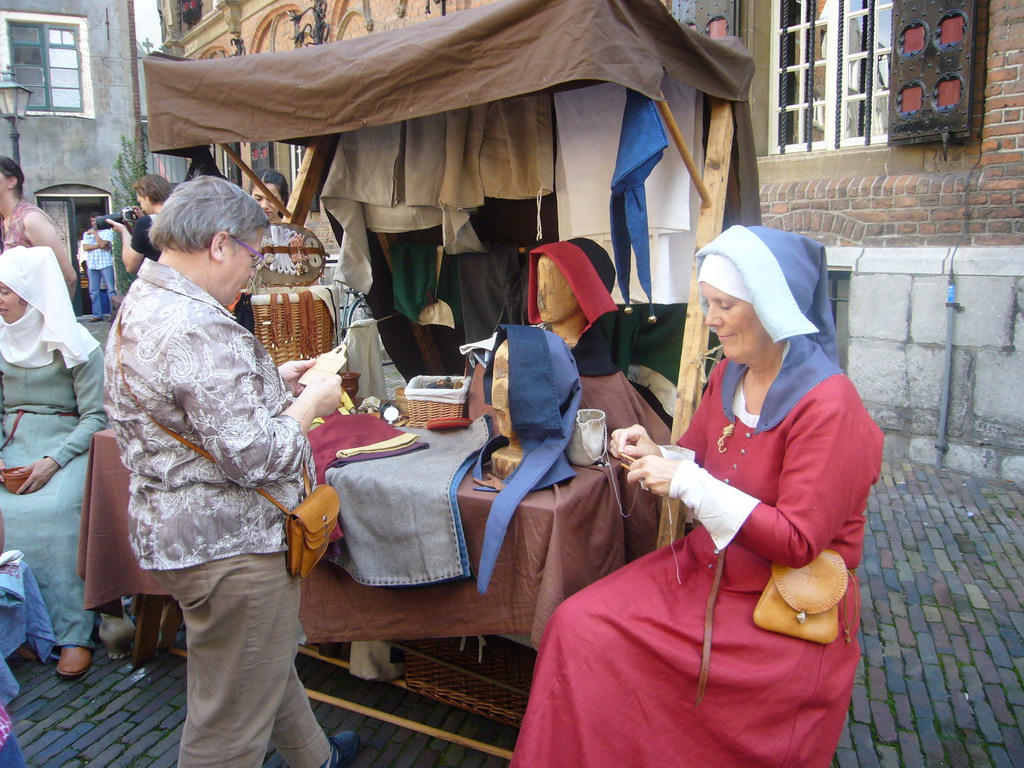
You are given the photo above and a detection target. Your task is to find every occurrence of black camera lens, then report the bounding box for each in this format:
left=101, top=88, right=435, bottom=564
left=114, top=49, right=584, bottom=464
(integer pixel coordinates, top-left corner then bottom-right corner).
left=94, top=212, right=125, bottom=229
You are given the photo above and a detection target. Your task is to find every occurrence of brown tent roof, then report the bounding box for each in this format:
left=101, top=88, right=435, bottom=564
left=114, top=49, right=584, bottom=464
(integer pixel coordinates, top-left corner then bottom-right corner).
left=143, top=0, right=755, bottom=151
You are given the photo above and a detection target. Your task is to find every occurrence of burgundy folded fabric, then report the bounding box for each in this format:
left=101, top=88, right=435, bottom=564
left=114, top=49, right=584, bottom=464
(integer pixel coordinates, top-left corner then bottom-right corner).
left=325, top=441, right=429, bottom=477
left=308, top=412, right=414, bottom=484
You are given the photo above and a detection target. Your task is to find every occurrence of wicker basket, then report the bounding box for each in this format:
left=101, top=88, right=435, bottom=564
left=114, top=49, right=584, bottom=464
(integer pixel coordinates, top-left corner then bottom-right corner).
left=404, top=375, right=470, bottom=427
left=252, top=288, right=335, bottom=366
left=399, top=636, right=536, bottom=727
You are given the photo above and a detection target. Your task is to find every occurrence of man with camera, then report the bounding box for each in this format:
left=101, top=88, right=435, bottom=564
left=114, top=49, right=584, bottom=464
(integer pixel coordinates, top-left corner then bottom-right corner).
left=107, top=174, right=172, bottom=274
left=80, top=213, right=116, bottom=321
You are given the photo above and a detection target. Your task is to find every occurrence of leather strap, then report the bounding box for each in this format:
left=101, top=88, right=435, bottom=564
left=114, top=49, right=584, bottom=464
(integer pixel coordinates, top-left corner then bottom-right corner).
left=2, top=411, right=25, bottom=450
left=695, top=549, right=726, bottom=705
left=114, top=315, right=310, bottom=516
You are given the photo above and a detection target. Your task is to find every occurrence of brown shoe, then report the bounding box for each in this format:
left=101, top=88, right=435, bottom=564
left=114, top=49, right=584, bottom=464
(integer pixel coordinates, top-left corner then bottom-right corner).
left=13, top=644, right=37, bottom=662
left=56, top=646, right=92, bottom=680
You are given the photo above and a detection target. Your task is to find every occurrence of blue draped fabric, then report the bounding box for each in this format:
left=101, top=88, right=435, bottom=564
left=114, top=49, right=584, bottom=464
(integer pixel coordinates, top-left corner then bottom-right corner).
left=475, top=326, right=581, bottom=593
left=610, top=89, right=668, bottom=308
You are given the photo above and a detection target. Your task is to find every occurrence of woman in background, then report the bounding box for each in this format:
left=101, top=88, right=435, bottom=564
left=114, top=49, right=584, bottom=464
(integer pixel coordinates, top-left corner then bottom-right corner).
left=251, top=168, right=289, bottom=223
left=0, top=157, right=76, bottom=295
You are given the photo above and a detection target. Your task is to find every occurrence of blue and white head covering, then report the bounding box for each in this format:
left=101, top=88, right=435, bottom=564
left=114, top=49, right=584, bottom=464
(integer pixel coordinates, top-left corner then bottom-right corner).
left=475, top=325, right=582, bottom=592
left=695, top=225, right=842, bottom=431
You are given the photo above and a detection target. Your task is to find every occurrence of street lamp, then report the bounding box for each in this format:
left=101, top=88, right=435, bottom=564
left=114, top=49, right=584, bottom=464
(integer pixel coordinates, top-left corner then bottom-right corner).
left=0, top=67, right=32, bottom=165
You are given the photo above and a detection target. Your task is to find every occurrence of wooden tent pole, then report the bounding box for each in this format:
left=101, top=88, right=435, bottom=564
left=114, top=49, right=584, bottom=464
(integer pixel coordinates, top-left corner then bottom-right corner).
left=287, top=135, right=338, bottom=227
left=655, top=93, right=711, bottom=207
left=218, top=143, right=292, bottom=220
left=170, top=645, right=513, bottom=760
left=657, top=97, right=735, bottom=548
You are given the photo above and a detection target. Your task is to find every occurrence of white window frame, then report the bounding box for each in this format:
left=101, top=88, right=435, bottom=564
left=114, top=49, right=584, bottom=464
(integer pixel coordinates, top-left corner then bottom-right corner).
left=0, top=11, right=93, bottom=119
left=769, top=1, right=892, bottom=154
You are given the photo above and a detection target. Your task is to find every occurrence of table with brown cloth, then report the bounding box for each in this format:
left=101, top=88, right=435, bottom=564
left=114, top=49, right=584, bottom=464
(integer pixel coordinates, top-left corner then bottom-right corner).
left=77, top=429, right=167, bottom=607
left=77, top=429, right=175, bottom=666
left=301, top=367, right=667, bottom=648
left=77, top=376, right=667, bottom=652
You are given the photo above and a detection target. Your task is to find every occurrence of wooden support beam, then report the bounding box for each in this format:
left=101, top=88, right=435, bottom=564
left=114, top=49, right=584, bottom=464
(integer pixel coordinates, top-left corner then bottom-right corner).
left=657, top=97, right=735, bottom=548
left=306, top=688, right=514, bottom=760
left=287, top=135, right=338, bottom=227
left=171, top=646, right=513, bottom=760
left=218, top=142, right=292, bottom=220
left=656, top=93, right=711, bottom=207
left=375, top=233, right=446, bottom=376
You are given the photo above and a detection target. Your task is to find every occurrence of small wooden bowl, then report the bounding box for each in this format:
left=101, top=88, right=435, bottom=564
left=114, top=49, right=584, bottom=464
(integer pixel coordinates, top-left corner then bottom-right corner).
left=2, top=466, right=33, bottom=494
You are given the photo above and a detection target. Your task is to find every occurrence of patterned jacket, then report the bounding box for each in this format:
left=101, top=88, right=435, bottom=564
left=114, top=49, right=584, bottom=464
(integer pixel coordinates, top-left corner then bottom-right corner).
left=104, top=259, right=309, bottom=570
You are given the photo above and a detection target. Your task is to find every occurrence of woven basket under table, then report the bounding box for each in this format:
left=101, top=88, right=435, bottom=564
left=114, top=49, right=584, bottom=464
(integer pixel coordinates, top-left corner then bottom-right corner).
left=251, top=289, right=334, bottom=366
left=398, top=636, right=536, bottom=727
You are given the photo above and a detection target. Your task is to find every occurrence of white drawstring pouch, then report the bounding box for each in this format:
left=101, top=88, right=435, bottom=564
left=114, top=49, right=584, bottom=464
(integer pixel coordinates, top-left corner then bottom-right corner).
left=567, top=409, right=607, bottom=466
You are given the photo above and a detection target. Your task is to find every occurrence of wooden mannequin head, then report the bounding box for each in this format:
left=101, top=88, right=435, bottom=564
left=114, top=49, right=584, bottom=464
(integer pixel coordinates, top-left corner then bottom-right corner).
left=536, top=254, right=588, bottom=348
left=490, top=340, right=522, bottom=479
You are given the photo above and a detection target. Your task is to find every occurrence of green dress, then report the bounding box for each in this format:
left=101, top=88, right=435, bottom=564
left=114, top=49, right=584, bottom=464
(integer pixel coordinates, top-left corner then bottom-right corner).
left=0, top=347, right=106, bottom=648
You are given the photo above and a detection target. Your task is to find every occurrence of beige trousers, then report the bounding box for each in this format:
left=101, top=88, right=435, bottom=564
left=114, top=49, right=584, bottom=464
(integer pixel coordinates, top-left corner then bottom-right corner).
left=152, top=552, right=331, bottom=768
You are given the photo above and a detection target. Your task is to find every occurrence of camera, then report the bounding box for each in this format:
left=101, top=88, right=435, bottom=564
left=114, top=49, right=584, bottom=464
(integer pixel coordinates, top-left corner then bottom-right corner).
left=95, top=207, right=141, bottom=230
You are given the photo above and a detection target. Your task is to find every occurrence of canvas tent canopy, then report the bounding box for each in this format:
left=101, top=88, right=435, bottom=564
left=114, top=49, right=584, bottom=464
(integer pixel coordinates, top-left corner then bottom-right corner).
left=143, top=0, right=760, bottom=223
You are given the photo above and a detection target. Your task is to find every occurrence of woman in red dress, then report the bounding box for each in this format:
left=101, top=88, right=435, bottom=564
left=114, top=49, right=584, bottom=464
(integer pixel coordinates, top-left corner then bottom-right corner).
left=512, top=226, right=883, bottom=768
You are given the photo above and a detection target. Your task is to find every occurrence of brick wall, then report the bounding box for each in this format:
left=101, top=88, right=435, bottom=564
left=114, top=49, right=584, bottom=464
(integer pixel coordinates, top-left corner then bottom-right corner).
left=762, top=3, right=1024, bottom=248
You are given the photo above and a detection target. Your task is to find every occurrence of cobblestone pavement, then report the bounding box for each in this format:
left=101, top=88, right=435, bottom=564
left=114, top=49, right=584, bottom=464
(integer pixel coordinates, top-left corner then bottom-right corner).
left=832, top=462, right=1024, bottom=768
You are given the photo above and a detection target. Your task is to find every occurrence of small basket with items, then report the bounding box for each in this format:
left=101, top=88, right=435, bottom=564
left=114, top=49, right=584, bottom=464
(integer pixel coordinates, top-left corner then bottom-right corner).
left=403, top=375, right=471, bottom=427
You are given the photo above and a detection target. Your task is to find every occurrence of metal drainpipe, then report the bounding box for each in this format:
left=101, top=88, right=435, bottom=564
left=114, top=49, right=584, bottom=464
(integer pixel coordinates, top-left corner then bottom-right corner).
left=935, top=272, right=960, bottom=468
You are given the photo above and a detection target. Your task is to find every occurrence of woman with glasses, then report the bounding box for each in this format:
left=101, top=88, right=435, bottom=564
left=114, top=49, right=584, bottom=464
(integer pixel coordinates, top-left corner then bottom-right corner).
left=0, top=156, right=76, bottom=295
left=104, top=176, right=361, bottom=768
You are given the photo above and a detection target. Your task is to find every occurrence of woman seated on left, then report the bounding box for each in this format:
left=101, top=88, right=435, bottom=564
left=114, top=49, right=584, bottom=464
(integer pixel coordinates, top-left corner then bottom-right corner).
left=0, top=246, right=107, bottom=680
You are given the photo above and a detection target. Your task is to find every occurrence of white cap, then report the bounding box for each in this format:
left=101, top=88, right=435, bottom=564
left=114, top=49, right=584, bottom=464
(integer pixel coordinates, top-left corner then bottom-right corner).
left=697, top=250, right=753, bottom=303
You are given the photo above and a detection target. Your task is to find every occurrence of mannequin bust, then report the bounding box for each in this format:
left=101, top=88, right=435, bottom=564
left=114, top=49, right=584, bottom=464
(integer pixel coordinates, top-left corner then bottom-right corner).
left=490, top=340, right=523, bottom=479
left=536, top=254, right=588, bottom=348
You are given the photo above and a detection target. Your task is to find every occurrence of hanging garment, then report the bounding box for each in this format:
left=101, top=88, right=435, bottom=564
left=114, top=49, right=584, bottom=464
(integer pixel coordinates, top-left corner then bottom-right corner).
left=343, top=318, right=388, bottom=401
left=390, top=242, right=462, bottom=324
left=326, top=417, right=493, bottom=586
left=554, top=78, right=701, bottom=305
left=324, top=96, right=554, bottom=294
left=479, top=95, right=555, bottom=202
left=474, top=326, right=581, bottom=593
left=609, top=89, right=668, bottom=309
left=458, top=244, right=528, bottom=345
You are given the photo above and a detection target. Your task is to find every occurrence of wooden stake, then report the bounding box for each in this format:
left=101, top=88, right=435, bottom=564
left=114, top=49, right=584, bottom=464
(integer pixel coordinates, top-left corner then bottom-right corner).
left=304, top=688, right=515, bottom=760
left=218, top=143, right=292, bottom=220
left=287, top=135, right=338, bottom=227
left=658, top=97, right=735, bottom=548
left=655, top=93, right=711, bottom=207
left=170, top=645, right=513, bottom=760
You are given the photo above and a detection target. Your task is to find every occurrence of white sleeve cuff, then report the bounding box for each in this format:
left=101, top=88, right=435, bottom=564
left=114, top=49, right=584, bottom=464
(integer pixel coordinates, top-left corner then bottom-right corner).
left=670, top=462, right=759, bottom=550
left=660, top=445, right=695, bottom=461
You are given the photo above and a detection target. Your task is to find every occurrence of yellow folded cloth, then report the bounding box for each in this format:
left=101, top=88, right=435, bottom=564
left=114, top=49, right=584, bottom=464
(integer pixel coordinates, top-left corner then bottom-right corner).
left=335, top=432, right=419, bottom=459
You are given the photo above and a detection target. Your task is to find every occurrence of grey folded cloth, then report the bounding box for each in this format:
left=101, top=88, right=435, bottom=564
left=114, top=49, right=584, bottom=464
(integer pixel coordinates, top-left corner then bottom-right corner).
left=326, top=417, right=491, bottom=586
